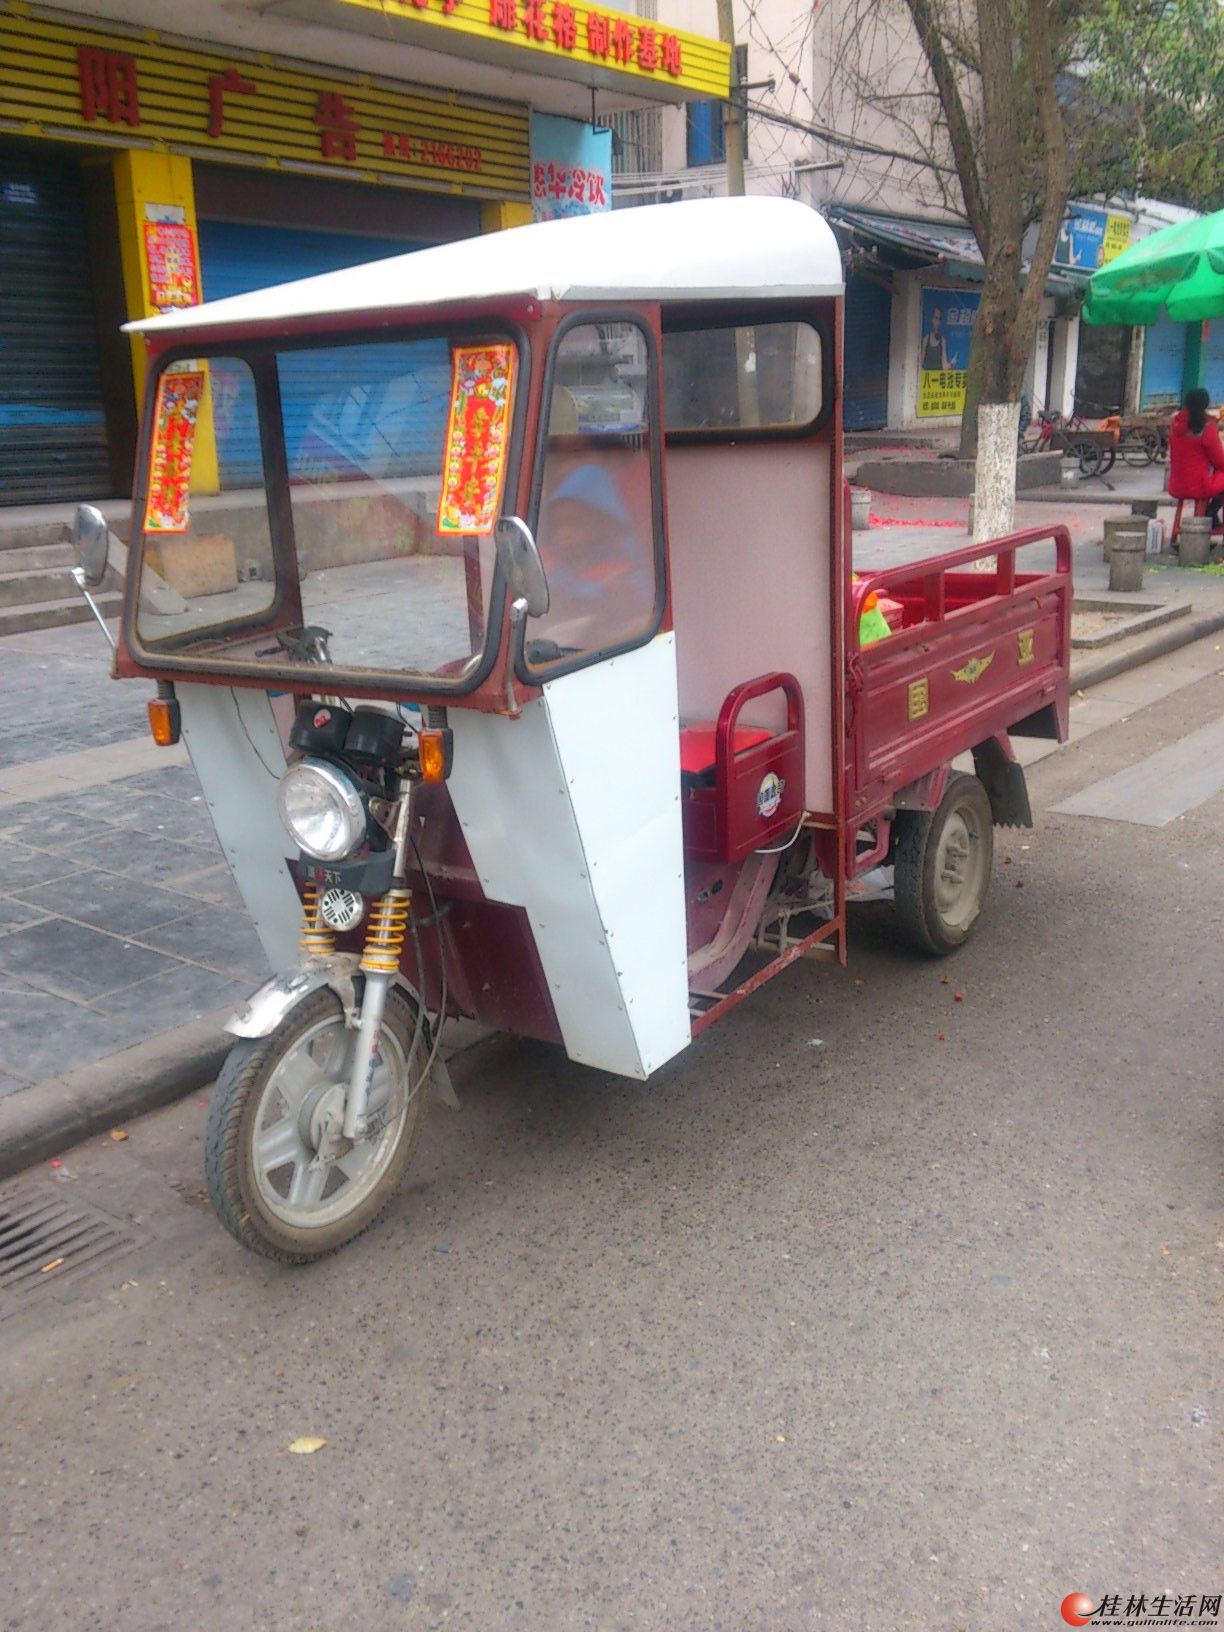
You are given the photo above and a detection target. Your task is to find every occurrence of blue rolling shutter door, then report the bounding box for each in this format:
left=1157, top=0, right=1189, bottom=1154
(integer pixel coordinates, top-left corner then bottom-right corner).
left=1204, top=321, right=1224, bottom=406
left=0, top=145, right=110, bottom=502
left=842, top=273, right=891, bottom=431
left=197, top=221, right=437, bottom=486
left=1140, top=312, right=1186, bottom=408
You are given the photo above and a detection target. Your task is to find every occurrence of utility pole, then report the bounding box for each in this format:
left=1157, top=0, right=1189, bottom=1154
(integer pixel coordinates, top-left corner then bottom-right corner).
left=715, top=0, right=745, bottom=196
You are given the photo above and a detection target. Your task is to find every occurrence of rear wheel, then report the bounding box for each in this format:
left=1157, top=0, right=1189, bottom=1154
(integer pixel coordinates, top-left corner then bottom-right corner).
left=893, top=774, right=994, bottom=956
left=1123, top=429, right=1160, bottom=468
left=1073, top=441, right=1104, bottom=478
left=204, top=986, right=428, bottom=1263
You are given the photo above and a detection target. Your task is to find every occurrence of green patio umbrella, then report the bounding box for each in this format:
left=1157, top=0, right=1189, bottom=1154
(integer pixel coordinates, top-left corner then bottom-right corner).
left=1082, top=206, right=1224, bottom=325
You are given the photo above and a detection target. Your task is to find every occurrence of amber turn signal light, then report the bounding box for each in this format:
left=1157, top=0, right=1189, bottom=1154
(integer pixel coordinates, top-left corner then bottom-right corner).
left=418, top=727, right=453, bottom=782
left=148, top=696, right=181, bottom=747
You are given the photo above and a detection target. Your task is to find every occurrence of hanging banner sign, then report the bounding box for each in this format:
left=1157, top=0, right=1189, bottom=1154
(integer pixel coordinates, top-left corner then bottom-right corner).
left=143, top=220, right=202, bottom=311
left=916, top=288, right=980, bottom=419
left=144, top=370, right=205, bottom=534
left=437, top=345, right=517, bottom=536
left=530, top=112, right=612, bottom=220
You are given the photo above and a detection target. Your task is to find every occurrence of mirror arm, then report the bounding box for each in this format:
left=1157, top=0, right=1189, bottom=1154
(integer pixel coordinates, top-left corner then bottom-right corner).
left=70, top=565, right=117, bottom=651
left=504, top=596, right=528, bottom=717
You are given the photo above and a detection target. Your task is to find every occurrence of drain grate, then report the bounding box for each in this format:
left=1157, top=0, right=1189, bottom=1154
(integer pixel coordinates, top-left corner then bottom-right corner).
left=0, top=1190, right=137, bottom=1319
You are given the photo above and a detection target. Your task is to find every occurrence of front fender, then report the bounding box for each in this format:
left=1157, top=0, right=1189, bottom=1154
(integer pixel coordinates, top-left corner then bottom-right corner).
left=225, top=954, right=361, bottom=1040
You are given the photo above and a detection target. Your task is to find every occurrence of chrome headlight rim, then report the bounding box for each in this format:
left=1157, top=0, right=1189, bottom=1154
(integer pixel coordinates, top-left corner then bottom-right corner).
left=277, top=756, right=367, bottom=863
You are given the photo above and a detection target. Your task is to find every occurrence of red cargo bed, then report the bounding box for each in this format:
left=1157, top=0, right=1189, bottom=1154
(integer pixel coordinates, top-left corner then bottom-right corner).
left=847, top=525, right=1072, bottom=819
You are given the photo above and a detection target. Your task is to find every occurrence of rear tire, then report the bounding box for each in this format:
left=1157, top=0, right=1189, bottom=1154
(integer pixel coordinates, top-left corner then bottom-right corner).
left=1073, top=441, right=1103, bottom=478
left=893, top=774, right=994, bottom=956
left=204, top=986, right=428, bottom=1264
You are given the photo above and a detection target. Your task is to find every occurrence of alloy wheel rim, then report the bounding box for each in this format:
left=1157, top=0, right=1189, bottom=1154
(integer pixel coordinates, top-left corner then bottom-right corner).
left=250, top=1013, right=414, bottom=1229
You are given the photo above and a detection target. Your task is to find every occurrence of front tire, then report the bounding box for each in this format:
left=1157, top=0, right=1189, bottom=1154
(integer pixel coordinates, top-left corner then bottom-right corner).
left=204, top=986, right=428, bottom=1263
left=893, top=774, right=994, bottom=956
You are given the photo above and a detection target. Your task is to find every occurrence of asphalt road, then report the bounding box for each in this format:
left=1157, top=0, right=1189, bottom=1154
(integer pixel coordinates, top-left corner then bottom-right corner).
left=2, top=670, right=1221, bottom=1632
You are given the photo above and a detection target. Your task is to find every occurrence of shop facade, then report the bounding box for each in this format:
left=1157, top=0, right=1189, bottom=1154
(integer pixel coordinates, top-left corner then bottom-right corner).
left=0, top=0, right=728, bottom=505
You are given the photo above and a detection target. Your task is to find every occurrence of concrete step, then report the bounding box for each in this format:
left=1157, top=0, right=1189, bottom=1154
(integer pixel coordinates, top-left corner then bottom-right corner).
left=0, top=542, right=75, bottom=574
left=0, top=591, right=122, bottom=638
left=0, top=519, right=73, bottom=554
left=0, top=565, right=79, bottom=607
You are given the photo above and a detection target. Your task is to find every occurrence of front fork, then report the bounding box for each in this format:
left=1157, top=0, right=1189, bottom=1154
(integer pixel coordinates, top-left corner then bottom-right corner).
left=346, top=791, right=415, bottom=1141
left=297, top=791, right=417, bottom=1143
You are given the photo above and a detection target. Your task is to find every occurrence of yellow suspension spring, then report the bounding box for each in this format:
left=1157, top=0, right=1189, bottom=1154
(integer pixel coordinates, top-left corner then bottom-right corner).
left=360, top=888, right=411, bottom=975
left=299, top=883, right=336, bottom=958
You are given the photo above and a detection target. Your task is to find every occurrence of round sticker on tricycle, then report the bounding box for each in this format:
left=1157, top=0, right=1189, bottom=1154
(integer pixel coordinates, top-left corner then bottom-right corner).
left=757, top=772, right=784, bottom=819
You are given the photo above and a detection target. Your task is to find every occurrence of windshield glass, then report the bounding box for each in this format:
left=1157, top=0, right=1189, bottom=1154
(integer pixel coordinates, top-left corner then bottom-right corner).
left=131, top=332, right=518, bottom=688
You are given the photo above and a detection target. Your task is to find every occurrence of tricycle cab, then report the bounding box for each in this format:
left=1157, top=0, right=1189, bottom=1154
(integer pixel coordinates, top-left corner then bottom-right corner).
left=111, top=196, right=1069, bottom=1085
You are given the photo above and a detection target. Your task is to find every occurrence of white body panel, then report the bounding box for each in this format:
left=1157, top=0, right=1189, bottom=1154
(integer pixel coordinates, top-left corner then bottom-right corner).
left=131, top=198, right=842, bottom=336
left=178, top=683, right=302, bottom=972
left=446, top=633, right=690, bottom=1079
left=667, top=442, right=835, bottom=813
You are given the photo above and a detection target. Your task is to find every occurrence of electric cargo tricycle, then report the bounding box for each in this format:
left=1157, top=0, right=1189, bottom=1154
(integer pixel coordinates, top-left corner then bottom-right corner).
left=71, top=197, right=1071, bottom=1262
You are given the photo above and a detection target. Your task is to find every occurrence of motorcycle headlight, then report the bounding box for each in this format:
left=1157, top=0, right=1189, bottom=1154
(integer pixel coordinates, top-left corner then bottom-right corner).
left=277, top=758, right=366, bottom=862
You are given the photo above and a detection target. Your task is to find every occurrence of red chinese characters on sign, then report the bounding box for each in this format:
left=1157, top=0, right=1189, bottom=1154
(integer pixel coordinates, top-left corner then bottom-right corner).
left=382, top=132, right=484, bottom=171
left=437, top=346, right=517, bottom=537
left=314, top=92, right=360, bottom=161
left=552, top=2, right=577, bottom=49
left=583, top=11, right=683, bottom=73
left=144, top=370, right=205, bottom=535
left=143, top=221, right=202, bottom=311
left=532, top=162, right=606, bottom=208
left=77, top=47, right=141, bottom=126
left=207, top=67, right=258, bottom=138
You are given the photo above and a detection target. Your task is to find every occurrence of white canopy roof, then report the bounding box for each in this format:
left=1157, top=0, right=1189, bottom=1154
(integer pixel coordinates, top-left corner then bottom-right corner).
left=130, top=196, right=843, bottom=336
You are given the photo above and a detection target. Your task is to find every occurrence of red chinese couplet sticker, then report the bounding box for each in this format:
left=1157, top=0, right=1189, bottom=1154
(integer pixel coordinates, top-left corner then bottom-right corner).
left=143, top=221, right=201, bottom=310
left=144, top=370, right=204, bottom=534
left=437, top=345, right=517, bottom=536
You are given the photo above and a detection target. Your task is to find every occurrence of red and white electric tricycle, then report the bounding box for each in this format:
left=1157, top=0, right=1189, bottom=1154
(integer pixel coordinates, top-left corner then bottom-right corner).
left=71, top=197, right=1071, bottom=1261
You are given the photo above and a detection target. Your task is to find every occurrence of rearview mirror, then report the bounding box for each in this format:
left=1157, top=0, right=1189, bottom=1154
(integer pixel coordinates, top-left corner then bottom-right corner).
left=71, top=504, right=111, bottom=590
left=494, top=515, right=550, bottom=619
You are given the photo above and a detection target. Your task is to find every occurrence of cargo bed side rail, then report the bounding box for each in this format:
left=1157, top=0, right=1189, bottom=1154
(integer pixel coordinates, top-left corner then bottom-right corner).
left=848, top=525, right=1072, bottom=821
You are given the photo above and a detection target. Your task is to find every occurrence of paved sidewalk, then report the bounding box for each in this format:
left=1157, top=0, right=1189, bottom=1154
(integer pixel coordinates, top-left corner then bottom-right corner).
left=2, top=489, right=1223, bottom=1160
left=0, top=621, right=269, bottom=1098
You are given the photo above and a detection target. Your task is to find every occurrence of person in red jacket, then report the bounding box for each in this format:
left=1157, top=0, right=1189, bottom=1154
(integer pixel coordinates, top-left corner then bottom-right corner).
left=1167, top=387, right=1224, bottom=525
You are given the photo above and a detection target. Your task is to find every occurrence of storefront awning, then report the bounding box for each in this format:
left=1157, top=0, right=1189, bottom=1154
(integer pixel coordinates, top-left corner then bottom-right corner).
left=824, top=205, right=1088, bottom=300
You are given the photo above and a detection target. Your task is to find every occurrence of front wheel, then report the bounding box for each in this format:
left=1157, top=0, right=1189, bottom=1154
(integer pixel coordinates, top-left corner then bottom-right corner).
left=204, top=985, right=428, bottom=1263
left=892, top=774, right=994, bottom=955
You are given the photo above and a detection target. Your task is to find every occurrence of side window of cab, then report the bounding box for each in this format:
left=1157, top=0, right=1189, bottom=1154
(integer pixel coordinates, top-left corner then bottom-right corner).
left=524, top=319, right=662, bottom=673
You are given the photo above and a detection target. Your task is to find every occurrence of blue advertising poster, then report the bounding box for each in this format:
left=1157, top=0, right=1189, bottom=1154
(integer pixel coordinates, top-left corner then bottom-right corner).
left=1054, top=206, right=1132, bottom=270
left=917, top=288, right=980, bottom=418
left=530, top=113, right=612, bottom=222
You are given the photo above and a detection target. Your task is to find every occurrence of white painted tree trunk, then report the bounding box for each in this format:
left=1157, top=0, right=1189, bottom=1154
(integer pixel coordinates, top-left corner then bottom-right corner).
left=972, top=400, right=1021, bottom=544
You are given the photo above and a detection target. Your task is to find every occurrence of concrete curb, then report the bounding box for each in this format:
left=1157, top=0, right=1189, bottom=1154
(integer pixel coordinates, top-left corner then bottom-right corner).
left=1072, top=603, right=1224, bottom=693
left=0, top=1012, right=231, bottom=1182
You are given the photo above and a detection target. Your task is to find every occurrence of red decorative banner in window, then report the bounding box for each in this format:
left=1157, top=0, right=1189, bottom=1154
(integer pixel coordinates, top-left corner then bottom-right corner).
left=437, top=345, right=517, bottom=536
left=144, top=370, right=205, bottom=534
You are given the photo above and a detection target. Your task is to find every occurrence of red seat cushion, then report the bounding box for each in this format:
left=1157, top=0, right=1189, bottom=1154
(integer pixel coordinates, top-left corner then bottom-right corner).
left=679, top=723, right=772, bottom=776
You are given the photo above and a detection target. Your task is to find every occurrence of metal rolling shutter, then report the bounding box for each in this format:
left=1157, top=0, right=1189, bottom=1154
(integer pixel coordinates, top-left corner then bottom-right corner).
left=842, top=274, right=891, bottom=431
left=1140, top=312, right=1186, bottom=409
left=0, top=146, right=110, bottom=504
left=1204, top=320, right=1224, bottom=405
left=197, top=221, right=441, bottom=487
